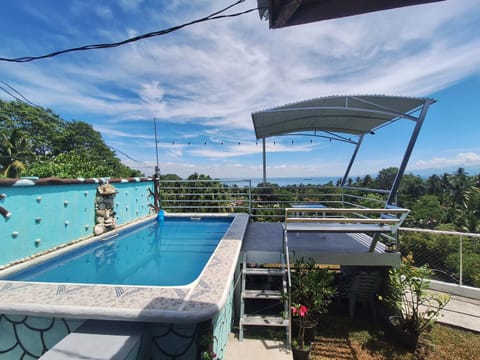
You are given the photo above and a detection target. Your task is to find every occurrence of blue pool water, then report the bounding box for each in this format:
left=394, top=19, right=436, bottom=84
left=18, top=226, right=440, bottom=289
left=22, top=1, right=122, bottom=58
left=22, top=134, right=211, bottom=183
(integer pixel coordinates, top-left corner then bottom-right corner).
left=4, top=216, right=232, bottom=286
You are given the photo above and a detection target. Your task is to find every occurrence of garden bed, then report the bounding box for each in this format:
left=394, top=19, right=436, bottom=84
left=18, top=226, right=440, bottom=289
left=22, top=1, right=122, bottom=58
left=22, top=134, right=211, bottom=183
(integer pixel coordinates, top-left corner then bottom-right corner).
left=311, top=308, right=479, bottom=360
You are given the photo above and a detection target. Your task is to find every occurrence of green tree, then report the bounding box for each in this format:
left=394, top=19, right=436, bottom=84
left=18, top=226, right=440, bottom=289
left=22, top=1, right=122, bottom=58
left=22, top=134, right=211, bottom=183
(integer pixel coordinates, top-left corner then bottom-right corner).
left=376, top=167, right=398, bottom=190
left=398, top=173, right=425, bottom=208
left=1, top=99, right=142, bottom=178
left=0, top=127, right=33, bottom=177
left=409, top=195, right=446, bottom=228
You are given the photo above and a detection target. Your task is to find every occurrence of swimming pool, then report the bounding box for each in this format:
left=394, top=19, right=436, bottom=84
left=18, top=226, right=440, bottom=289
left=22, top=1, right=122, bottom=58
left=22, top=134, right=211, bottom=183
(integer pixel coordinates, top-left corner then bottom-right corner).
left=3, top=216, right=233, bottom=286
left=0, top=213, right=248, bottom=323
left=0, top=213, right=248, bottom=360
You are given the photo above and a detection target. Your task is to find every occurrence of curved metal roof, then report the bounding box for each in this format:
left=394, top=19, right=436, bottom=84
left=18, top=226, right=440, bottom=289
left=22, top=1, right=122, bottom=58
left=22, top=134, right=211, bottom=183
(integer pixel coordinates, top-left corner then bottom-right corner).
left=251, top=95, right=435, bottom=140
left=258, top=0, right=445, bottom=29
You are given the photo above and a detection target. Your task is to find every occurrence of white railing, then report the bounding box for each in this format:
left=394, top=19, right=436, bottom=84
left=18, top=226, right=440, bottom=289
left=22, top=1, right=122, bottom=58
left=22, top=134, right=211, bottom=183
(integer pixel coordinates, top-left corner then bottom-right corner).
left=399, top=227, right=480, bottom=288
left=157, top=179, right=479, bottom=289
left=157, top=179, right=393, bottom=221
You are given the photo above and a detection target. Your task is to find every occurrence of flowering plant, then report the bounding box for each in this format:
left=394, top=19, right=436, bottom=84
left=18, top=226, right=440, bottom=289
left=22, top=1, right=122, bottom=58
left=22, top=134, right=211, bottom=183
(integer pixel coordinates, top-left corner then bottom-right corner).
left=291, top=304, right=310, bottom=350
left=200, top=351, right=216, bottom=360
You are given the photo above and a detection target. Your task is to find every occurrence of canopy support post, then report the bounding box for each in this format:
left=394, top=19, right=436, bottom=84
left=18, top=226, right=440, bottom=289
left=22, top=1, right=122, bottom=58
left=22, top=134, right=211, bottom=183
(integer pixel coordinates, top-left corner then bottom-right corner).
left=262, top=138, right=267, bottom=185
left=341, top=134, right=364, bottom=187
left=386, top=99, right=433, bottom=206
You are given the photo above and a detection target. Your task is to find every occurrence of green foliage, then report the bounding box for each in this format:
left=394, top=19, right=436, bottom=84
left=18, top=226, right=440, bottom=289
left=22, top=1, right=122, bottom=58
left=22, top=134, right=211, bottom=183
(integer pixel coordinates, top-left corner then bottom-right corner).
left=0, top=99, right=142, bottom=178
left=290, top=257, right=335, bottom=324
left=376, top=167, right=398, bottom=190
left=0, top=126, right=33, bottom=177
left=409, top=195, right=446, bottom=228
left=25, top=150, right=112, bottom=178
left=380, top=255, right=450, bottom=336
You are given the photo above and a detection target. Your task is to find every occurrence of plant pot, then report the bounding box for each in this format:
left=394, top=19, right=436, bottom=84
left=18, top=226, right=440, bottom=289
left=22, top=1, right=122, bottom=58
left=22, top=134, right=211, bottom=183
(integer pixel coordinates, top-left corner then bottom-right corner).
left=304, top=324, right=316, bottom=343
left=292, top=319, right=316, bottom=343
left=292, top=346, right=310, bottom=360
left=387, top=316, right=419, bottom=351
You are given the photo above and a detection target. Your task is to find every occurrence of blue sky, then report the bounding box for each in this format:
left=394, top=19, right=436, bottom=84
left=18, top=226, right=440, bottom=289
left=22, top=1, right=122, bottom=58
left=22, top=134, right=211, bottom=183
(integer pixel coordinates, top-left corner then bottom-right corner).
left=1, top=0, right=480, bottom=179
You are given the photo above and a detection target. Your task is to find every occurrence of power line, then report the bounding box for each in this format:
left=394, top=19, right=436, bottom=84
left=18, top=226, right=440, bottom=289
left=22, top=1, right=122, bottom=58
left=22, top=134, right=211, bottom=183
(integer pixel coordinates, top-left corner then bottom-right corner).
left=0, top=1, right=258, bottom=63
left=0, top=80, right=41, bottom=108
left=0, top=82, right=146, bottom=168
left=107, top=145, right=146, bottom=166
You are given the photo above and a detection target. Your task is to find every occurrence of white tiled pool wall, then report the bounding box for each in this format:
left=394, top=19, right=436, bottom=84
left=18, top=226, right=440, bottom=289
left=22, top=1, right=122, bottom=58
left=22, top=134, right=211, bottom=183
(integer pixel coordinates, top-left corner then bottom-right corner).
left=0, top=278, right=237, bottom=359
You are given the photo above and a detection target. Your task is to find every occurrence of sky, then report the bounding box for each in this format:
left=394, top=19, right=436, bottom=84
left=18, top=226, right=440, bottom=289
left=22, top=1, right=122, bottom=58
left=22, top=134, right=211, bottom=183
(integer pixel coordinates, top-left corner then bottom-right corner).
left=0, top=0, right=480, bottom=180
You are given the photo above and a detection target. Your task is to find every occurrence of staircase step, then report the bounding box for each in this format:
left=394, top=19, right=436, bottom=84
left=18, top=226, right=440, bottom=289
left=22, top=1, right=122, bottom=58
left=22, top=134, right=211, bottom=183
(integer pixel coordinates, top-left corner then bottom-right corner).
left=243, top=289, right=283, bottom=299
left=240, top=315, right=289, bottom=327
left=243, top=267, right=285, bottom=276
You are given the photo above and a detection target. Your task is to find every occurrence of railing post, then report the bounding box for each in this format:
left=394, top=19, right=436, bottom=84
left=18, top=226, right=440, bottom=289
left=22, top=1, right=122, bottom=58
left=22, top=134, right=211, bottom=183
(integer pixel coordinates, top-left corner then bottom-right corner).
left=248, top=179, right=252, bottom=216
left=459, top=235, right=463, bottom=286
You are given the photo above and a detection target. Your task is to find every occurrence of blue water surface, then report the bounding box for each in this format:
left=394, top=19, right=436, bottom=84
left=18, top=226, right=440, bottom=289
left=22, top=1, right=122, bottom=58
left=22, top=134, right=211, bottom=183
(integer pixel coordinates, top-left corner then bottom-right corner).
left=5, top=216, right=232, bottom=286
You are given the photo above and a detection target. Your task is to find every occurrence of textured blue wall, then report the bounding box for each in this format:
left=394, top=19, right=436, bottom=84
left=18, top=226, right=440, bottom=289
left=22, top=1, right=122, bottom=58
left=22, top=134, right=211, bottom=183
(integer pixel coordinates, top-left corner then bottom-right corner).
left=0, top=179, right=154, bottom=266
left=0, top=314, right=84, bottom=359
left=213, top=279, right=235, bottom=359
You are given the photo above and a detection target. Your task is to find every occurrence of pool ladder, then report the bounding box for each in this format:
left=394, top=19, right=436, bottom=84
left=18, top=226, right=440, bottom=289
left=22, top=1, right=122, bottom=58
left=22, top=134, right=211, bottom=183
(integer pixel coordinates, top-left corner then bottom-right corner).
left=239, top=251, right=290, bottom=347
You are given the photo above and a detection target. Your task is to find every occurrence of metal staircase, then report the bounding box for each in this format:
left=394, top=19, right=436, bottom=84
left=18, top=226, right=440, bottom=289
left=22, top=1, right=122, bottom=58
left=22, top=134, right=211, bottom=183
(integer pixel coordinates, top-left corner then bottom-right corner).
left=239, top=251, right=291, bottom=347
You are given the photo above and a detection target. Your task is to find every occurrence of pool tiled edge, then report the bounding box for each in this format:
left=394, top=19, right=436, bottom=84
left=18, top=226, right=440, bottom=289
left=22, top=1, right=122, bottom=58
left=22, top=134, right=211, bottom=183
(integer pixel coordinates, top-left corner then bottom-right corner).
left=0, top=213, right=249, bottom=324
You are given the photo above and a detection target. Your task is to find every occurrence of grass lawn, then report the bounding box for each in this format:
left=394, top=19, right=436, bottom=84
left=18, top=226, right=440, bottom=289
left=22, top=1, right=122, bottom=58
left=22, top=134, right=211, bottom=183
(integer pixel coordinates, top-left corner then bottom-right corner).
left=310, top=310, right=480, bottom=360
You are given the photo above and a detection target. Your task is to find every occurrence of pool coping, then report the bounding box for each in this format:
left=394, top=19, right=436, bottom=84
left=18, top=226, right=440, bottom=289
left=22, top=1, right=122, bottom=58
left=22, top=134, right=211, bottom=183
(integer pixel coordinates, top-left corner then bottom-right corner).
left=0, top=213, right=249, bottom=324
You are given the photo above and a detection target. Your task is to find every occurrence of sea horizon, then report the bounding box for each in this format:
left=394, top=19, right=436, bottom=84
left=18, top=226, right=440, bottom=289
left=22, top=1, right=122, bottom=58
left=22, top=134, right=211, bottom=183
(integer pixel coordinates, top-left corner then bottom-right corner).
left=221, top=176, right=342, bottom=187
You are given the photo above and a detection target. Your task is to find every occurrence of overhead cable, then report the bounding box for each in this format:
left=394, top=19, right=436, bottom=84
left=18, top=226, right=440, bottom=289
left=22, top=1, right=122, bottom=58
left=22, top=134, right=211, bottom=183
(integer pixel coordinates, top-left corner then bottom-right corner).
left=0, top=1, right=257, bottom=63
left=0, top=80, right=41, bottom=108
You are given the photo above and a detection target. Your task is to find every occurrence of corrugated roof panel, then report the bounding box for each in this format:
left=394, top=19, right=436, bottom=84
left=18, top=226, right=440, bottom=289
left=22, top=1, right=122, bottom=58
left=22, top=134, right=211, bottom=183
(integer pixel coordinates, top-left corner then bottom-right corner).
left=251, top=95, right=433, bottom=139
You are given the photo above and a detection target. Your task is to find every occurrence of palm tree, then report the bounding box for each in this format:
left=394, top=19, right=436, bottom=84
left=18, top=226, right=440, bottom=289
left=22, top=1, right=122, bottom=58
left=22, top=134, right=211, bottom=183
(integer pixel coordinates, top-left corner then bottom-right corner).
left=0, top=127, right=33, bottom=178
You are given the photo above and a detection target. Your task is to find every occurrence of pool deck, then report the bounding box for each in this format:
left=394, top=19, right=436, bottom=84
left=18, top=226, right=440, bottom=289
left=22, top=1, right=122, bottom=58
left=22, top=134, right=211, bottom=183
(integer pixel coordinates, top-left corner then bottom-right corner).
left=242, top=222, right=400, bottom=267
left=0, top=213, right=249, bottom=324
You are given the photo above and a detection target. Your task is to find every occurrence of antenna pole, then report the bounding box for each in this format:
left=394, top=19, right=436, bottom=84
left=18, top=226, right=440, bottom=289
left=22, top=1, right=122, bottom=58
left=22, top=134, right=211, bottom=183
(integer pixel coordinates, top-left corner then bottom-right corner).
left=153, top=117, right=161, bottom=211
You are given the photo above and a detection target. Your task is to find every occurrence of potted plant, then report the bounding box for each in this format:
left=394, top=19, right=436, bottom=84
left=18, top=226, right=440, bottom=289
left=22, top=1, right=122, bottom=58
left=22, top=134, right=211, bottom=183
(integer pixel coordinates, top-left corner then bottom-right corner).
left=291, top=304, right=310, bottom=360
left=290, top=257, right=335, bottom=341
left=379, top=254, right=450, bottom=350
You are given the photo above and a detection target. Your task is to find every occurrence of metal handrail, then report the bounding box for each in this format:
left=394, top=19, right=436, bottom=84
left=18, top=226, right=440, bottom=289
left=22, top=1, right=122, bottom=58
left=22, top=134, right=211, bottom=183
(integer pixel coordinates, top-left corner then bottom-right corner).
left=399, top=227, right=480, bottom=287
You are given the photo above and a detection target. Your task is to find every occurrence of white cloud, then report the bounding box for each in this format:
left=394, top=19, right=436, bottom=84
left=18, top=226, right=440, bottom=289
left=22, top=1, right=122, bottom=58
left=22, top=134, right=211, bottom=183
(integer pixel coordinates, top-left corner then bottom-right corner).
left=119, top=0, right=144, bottom=12
left=2, top=0, right=480, bottom=178
left=412, top=152, right=480, bottom=170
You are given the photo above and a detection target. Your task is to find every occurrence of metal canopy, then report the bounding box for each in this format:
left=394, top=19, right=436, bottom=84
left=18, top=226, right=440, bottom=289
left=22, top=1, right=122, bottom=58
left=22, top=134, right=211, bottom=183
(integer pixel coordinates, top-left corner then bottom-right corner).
left=251, top=95, right=436, bottom=206
left=252, top=95, right=430, bottom=140
left=258, top=0, right=445, bottom=29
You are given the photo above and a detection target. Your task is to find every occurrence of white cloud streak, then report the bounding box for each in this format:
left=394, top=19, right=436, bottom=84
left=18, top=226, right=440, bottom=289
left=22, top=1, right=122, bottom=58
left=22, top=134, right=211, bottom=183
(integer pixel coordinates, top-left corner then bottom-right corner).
left=1, top=0, right=480, bottom=177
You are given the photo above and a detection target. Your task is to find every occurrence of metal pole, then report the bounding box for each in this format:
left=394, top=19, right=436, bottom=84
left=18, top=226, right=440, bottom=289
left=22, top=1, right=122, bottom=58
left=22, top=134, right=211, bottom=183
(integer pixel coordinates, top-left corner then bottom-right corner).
left=154, top=117, right=160, bottom=178
left=341, top=134, right=364, bottom=186
left=262, top=138, right=267, bottom=185
left=386, top=99, right=433, bottom=205
left=153, top=117, right=161, bottom=211
left=459, top=235, right=463, bottom=286
left=248, top=179, right=252, bottom=216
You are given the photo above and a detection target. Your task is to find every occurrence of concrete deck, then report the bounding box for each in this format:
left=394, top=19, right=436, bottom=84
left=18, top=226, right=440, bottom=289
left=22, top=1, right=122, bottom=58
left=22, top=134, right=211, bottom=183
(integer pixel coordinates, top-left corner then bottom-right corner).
left=225, top=333, right=290, bottom=360
left=436, top=292, right=480, bottom=333
left=242, top=222, right=400, bottom=267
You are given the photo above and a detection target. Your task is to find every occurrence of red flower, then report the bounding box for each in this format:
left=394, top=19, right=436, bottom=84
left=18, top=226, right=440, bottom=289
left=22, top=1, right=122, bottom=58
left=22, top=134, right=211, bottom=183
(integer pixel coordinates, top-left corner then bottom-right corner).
left=291, top=304, right=308, bottom=317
